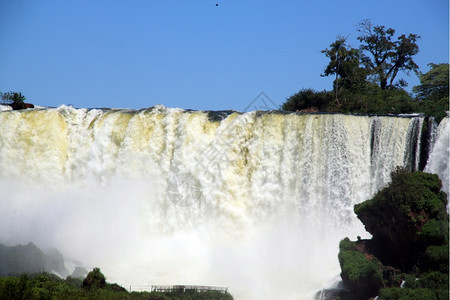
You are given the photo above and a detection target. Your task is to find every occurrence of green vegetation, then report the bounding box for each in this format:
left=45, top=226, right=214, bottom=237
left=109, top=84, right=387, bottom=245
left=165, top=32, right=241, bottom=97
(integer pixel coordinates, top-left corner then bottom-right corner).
left=338, top=248, right=383, bottom=298
left=378, top=287, right=449, bottom=300
left=281, top=20, right=449, bottom=122
left=338, top=250, right=383, bottom=282
left=336, top=169, right=449, bottom=299
left=281, top=88, right=333, bottom=112
left=0, top=269, right=234, bottom=300
left=413, top=63, right=449, bottom=122
left=357, top=20, right=420, bottom=90
left=0, top=91, right=34, bottom=110
left=0, top=91, right=26, bottom=106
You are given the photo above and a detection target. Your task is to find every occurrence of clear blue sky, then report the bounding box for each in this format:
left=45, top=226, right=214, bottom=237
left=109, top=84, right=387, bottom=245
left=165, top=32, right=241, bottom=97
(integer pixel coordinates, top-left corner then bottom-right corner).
left=0, top=0, right=448, bottom=111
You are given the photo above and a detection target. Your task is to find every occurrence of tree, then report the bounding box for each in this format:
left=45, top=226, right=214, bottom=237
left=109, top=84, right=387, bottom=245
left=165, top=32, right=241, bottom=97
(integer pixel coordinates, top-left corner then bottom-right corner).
left=281, top=88, right=332, bottom=111
left=321, top=36, right=365, bottom=103
left=413, top=63, right=449, bottom=122
left=413, top=63, right=449, bottom=101
left=357, top=20, right=420, bottom=90
left=82, top=267, right=106, bottom=290
left=1, top=91, right=26, bottom=105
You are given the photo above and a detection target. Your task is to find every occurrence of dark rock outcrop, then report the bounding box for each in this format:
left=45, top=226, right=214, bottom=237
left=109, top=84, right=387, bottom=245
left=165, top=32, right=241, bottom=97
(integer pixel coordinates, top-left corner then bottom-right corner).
left=337, top=169, right=449, bottom=299
left=0, top=242, right=68, bottom=277
left=10, top=102, right=34, bottom=110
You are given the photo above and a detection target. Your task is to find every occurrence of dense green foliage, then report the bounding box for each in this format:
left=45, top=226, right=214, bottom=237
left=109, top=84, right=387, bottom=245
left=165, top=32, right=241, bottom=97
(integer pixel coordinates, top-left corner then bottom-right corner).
left=82, top=267, right=107, bottom=290
left=0, top=270, right=234, bottom=300
left=357, top=20, right=420, bottom=90
left=338, top=250, right=383, bottom=283
left=321, top=37, right=366, bottom=104
left=413, top=63, right=449, bottom=101
left=354, top=169, right=447, bottom=225
left=379, top=287, right=449, bottom=300
left=337, top=169, right=449, bottom=299
left=281, top=89, right=333, bottom=111
left=281, top=20, right=449, bottom=122
left=413, top=63, right=449, bottom=122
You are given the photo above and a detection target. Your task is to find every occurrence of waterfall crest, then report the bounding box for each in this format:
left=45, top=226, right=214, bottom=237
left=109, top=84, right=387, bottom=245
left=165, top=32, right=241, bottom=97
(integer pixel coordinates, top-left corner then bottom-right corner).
left=0, top=106, right=443, bottom=299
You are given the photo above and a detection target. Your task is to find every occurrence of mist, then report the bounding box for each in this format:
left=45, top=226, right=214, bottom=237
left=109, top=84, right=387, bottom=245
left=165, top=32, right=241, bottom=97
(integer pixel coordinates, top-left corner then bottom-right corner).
left=0, top=106, right=438, bottom=299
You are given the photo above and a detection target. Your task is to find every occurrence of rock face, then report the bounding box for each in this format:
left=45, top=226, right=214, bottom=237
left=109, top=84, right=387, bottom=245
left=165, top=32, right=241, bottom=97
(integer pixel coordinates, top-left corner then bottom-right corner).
left=298, top=106, right=319, bottom=112
left=0, top=243, right=69, bottom=277
left=10, top=102, right=34, bottom=110
left=337, top=169, right=449, bottom=299
left=71, top=266, right=88, bottom=278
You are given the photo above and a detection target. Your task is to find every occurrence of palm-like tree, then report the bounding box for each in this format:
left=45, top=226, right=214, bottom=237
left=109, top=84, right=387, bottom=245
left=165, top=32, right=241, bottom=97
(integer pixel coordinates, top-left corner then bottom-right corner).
left=1, top=91, right=26, bottom=107
left=322, top=37, right=351, bottom=105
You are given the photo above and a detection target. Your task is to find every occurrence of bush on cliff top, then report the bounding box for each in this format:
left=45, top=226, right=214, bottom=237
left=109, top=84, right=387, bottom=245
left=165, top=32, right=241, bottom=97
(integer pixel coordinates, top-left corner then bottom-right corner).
left=355, top=168, right=447, bottom=225
left=353, top=168, right=448, bottom=270
left=338, top=250, right=383, bottom=283
left=338, top=169, right=449, bottom=298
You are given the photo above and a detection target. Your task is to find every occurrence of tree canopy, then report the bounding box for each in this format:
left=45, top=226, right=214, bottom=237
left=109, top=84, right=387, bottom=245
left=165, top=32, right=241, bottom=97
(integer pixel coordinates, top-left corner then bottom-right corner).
left=281, top=20, right=447, bottom=120
left=412, top=63, right=449, bottom=122
left=413, top=63, right=449, bottom=101
left=321, top=36, right=366, bottom=104
left=1, top=91, right=26, bottom=105
left=357, top=20, right=420, bottom=90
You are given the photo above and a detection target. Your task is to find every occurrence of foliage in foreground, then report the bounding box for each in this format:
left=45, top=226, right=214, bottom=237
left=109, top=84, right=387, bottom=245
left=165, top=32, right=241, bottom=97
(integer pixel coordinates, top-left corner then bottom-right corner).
left=0, top=269, right=233, bottom=300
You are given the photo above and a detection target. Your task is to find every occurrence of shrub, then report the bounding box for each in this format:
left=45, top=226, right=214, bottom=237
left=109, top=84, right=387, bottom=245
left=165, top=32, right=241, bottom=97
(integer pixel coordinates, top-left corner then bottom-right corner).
left=379, top=287, right=445, bottom=300
left=82, top=268, right=106, bottom=290
left=281, top=89, right=333, bottom=111
left=419, top=219, right=449, bottom=245
left=339, top=237, right=355, bottom=251
left=418, top=271, right=449, bottom=289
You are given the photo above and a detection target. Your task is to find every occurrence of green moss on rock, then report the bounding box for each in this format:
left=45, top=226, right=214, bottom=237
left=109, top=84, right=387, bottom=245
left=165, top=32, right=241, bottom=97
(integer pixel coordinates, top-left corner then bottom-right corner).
left=337, top=169, right=449, bottom=298
left=418, top=219, right=449, bottom=245
left=353, top=168, right=449, bottom=270
left=338, top=250, right=383, bottom=299
left=338, top=237, right=356, bottom=251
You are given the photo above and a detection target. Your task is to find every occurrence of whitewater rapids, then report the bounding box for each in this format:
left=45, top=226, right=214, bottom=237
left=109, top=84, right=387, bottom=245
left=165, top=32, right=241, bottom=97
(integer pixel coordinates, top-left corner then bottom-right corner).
left=0, top=105, right=447, bottom=299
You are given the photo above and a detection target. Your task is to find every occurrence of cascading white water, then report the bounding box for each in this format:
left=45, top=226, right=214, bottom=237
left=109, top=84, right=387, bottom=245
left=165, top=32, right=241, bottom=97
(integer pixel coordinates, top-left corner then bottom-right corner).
left=425, top=116, right=449, bottom=198
left=0, top=106, right=438, bottom=299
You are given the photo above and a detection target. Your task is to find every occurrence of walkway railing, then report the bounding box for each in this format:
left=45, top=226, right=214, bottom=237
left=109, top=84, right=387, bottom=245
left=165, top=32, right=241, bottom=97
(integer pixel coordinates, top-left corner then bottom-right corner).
left=151, top=285, right=228, bottom=294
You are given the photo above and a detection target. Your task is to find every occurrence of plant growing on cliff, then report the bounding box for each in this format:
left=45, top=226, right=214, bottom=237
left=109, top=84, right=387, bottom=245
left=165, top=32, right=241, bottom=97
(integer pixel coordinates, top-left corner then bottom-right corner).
left=337, top=169, right=449, bottom=299
left=0, top=91, right=26, bottom=106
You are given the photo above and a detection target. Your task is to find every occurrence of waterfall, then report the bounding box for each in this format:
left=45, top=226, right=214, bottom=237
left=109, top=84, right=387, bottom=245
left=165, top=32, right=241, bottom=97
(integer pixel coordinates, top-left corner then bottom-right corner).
left=425, top=116, right=449, bottom=198
left=0, top=106, right=434, bottom=299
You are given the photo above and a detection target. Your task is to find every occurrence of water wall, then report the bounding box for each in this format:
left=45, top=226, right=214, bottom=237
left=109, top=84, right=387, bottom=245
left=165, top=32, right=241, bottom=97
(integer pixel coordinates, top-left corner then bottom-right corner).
left=0, top=106, right=446, bottom=299
left=425, top=116, right=449, bottom=198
